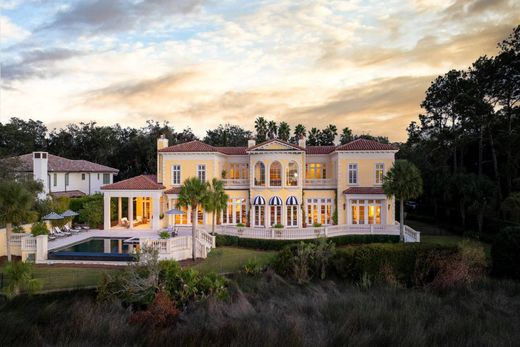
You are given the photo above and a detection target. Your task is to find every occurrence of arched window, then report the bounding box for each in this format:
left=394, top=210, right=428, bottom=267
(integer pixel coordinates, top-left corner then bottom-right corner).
left=270, top=161, right=282, bottom=186
left=254, top=162, right=265, bottom=186
left=286, top=161, right=298, bottom=186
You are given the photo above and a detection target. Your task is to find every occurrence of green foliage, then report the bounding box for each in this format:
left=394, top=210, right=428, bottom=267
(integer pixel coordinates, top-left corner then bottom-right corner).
left=69, top=194, right=105, bottom=224
left=31, top=221, right=49, bottom=236
left=215, top=234, right=399, bottom=250
left=205, top=178, right=228, bottom=233
left=12, top=225, right=25, bottom=233
left=277, top=121, right=291, bottom=141
left=203, top=123, right=252, bottom=147
left=49, top=197, right=70, bottom=228
left=312, top=222, right=322, bottom=227
left=383, top=160, right=423, bottom=201
left=339, top=127, right=353, bottom=144
left=272, top=239, right=336, bottom=283
left=80, top=199, right=104, bottom=228
left=241, top=257, right=264, bottom=276
left=0, top=180, right=39, bottom=226
left=273, top=223, right=284, bottom=228
left=491, top=227, right=520, bottom=279
left=236, top=223, right=245, bottom=228
left=501, top=193, right=520, bottom=222
left=3, top=261, right=43, bottom=299
left=159, top=231, right=170, bottom=239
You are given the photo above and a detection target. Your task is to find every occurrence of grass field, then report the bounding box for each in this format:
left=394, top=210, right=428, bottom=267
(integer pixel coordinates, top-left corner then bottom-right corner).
left=192, top=246, right=276, bottom=274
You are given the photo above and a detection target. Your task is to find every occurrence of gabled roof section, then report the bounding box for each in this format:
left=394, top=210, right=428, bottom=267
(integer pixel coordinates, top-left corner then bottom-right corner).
left=247, top=139, right=304, bottom=152
left=336, top=139, right=397, bottom=151
left=101, top=175, right=165, bottom=190
left=343, top=187, right=385, bottom=195
left=13, top=153, right=119, bottom=173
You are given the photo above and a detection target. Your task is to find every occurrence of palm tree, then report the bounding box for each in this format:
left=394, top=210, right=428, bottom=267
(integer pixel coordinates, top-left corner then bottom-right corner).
left=294, top=124, right=306, bottom=141
left=340, top=127, right=353, bottom=144
left=177, top=177, right=209, bottom=260
left=383, top=160, right=423, bottom=242
left=278, top=122, right=291, bottom=141
left=307, top=127, right=321, bottom=146
left=254, top=116, right=268, bottom=142
left=267, top=120, right=278, bottom=139
left=0, top=180, right=39, bottom=261
left=205, top=178, right=229, bottom=234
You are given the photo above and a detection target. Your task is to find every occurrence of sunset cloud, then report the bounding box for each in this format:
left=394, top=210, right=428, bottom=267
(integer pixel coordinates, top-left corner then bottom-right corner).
left=1, top=0, right=519, bottom=141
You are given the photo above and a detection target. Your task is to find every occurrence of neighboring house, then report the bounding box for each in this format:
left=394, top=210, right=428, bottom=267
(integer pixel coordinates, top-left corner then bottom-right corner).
left=101, top=136, right=397, bottom=231
left=11, top=152, right=118, bottom=198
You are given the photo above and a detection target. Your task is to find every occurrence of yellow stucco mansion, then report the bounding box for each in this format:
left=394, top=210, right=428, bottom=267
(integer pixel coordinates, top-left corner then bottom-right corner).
left=101, top=137, right=398, bottom=231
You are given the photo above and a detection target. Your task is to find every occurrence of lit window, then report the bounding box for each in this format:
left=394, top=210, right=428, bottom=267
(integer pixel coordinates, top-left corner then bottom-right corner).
left=270, top=161, right=282, bottom=186
left=306, top=198, right=333, bottom=225
left=375, top=163, right=384, bottom=185
left=286, top=205, right=298, bottom=226
left=286, top=161, right=298, bottom=186
left=254, top=162, right=265, bottom=186
left=305, top=163, right=326, bottom=179
left=348, top=164, right=358, bottom=184
left=351, top=200, right=383, bottom=225
left=197, top=165, right=206, bottom=182
left=172, top=165, right=181, bottom=185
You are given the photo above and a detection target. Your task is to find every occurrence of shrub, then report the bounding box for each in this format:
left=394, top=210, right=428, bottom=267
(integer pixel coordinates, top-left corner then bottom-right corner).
left=12, top=224, right=25, bottom=233
left=3, top=261, right=42, bottom=299
left=312, top=222, right=322, bottom=227
left=80, top=199, right=104, bottom=228
left=215, top=234, right=398, bottom=250
left=272, top=239, right=336, bottom=284
left=159, top=231, right=170, bottom=239
left=31, top=221, right=49, bottom=236
left=130, top=291, right=180, bottom=327
left=491, top=227, right=520, bottom=279
left=236, top=223, right=245, bottom=228
left=242, top=257, right=263, bottom=276
left=273, top=223, right=284, bottom=228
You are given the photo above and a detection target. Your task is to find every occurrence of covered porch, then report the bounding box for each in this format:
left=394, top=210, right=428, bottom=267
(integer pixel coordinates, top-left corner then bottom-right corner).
left=101, top=175, right=166, bottom=231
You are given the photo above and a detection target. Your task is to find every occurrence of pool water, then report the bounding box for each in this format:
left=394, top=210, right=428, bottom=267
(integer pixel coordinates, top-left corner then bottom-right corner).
left=58, top=238, right=131, bottom=254
left=49, top=238, right=137, bottom=262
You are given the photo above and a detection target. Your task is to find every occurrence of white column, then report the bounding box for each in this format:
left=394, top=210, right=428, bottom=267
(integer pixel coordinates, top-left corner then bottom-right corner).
left=104, top=239, right=111, bottom=253
left=103, top=194, right=111, bottom=230
left=35, top=235, right=48, bottom=263
left=118, top=197, right=122, bottom=223
left=152, top=195, right=161, bottom=231
left=129, top=196, right=134, bottom=229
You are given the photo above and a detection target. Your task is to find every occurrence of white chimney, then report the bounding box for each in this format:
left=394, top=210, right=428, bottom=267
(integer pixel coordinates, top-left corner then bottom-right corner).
left=33, top=152, right=49, bottom=198
left=298, top=136, right=306, bottom=148
left=248, top=138, right=256, bottom=148
left=157, top=135, right=169, bottom=150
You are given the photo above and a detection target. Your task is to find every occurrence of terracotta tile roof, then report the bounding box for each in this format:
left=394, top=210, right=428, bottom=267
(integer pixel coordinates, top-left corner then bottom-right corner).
left=305, top=146, right=336, bottom=154
left=215, top=147, right=248, bottom=155
left=164, top=186, right=182, bottom=194
left=247, top=139, right=305, bottom=152
left=101, top=175, right=165, bottom=190
left=158, top=140, right=218, bottom=153
left=343, top=187, right=385, bottom=195
left=51, top=190, right=86, bottom=198
left=336, top=139, right=397, bottom=151
left=13, top=153, right=119, bottom=173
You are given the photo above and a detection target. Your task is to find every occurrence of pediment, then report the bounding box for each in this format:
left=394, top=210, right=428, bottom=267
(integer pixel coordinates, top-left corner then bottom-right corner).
left=248, top=139, right=303, bottom=152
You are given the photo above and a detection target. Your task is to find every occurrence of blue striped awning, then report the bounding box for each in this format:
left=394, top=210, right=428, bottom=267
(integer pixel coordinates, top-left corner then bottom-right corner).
left=253, top=196, right=266, bottom=205
left=286, top=196, right=298, bottom=205
left=269, top=196, right=283, bottom=205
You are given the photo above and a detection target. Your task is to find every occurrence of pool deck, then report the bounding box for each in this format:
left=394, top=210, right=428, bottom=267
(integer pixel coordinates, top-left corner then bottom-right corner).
left=48, top=228, right=194, bottom=251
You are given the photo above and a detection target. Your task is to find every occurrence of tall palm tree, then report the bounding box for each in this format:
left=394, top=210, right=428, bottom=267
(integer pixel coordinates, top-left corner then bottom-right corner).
left=339, top=127, right=353, bottom=144
left=254, top=116, right=268, bottom=142
left=278, top=122, right=291, bottom=141
left=267, top=120, right=278, bottom=139
left=0, top=181, right=38, bottom=261
left=307, top=127, right=321, bottom=146
left=383, top=160, right=423, bottom=242
left=177, top=177, right=209, bottom=260
left=294, top=124, right=306, bottom=142
left=205, top=178, right=229, bottom=234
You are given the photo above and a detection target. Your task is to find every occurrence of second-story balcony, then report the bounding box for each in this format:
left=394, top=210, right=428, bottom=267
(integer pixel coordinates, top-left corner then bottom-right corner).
left=304, top=178, right=336, bottom=188
left=223, top=178, right=249, bottom=188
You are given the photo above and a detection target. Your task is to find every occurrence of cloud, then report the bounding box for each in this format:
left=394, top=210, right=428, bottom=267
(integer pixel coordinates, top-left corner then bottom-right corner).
left=40, top=0, right=205, bottom=34
left=1, top=48, right=84, bottom=81
left=0, top=15, right=29, bottom=42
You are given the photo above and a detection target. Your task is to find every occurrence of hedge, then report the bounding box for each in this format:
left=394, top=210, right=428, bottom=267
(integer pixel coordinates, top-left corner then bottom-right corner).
left=215, top=234, right=399, bottom=251
left=330, top=243, right=459, bottom=287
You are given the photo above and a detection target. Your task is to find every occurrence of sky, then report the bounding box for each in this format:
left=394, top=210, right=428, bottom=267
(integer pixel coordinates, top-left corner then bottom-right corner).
left=1, top=0, right=519, bottom=142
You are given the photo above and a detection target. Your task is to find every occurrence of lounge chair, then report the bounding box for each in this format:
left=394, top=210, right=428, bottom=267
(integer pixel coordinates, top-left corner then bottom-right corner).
left=54, top=226, right=71, bottom=237
left=63, top=225, right=81, bottom=234
left=120, top=217, right=129, bottom=228
left=48, top=232, right=56, bottom=241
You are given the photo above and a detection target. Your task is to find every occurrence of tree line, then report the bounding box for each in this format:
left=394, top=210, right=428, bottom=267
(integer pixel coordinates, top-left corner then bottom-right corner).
left=399, top=25, right=520, bottom=235
left=1, top=118, right=387, bottom=181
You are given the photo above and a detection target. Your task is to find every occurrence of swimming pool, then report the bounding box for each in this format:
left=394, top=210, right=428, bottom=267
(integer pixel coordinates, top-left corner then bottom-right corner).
left=49, top=238, right=138, bottom=262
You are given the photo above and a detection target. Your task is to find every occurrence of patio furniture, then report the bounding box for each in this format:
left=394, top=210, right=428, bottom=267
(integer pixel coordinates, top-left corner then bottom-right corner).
left=54, top=226, right=70, bottom=237
left=120, top=217, right=129, bottom=228
left=48, top=233, right=56, bottom=241
left=63, top=225, right=81, bottom=234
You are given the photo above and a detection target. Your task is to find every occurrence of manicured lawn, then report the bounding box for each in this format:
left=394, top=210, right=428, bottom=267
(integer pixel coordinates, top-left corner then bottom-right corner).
left=1, top=266, right=121, bottom=292
left=191, top=246, right=276, bottom=274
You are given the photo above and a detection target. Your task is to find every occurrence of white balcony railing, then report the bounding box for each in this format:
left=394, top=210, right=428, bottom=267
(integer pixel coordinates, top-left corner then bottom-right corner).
left=304, top=178, right=336, bottom=187
left=222, top=178, right=249, bottom=187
